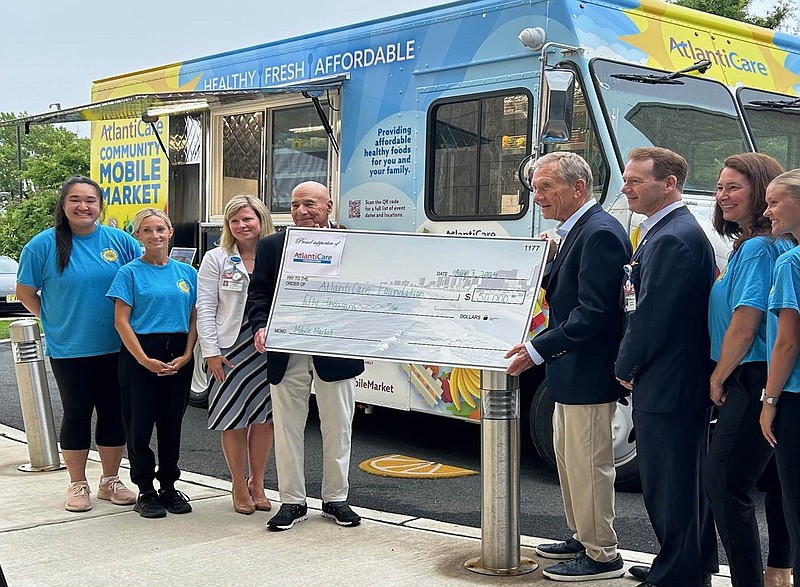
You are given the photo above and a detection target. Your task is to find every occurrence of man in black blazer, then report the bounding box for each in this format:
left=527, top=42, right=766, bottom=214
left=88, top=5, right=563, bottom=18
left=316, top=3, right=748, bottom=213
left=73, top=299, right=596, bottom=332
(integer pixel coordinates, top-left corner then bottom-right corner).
left=615, top=147, right=718, bottom=587
left=506, top=152, right=630, bottom=582
left=248, top=181, right=365, bottom=531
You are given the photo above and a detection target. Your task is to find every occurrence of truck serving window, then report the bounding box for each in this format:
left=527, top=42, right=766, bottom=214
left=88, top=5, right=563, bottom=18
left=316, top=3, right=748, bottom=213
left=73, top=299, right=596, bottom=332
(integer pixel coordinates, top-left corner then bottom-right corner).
left=426, top=91, right=531, bottom=220
left=738, top=87, right=800, bottom=171
left=591, top=59, right=748, bottom=193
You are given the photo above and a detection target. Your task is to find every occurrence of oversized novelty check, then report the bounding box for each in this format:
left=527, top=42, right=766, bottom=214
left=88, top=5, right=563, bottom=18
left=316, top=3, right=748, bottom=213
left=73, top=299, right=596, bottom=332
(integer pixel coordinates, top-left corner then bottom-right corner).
left=264, top=227, right=548, bottom=370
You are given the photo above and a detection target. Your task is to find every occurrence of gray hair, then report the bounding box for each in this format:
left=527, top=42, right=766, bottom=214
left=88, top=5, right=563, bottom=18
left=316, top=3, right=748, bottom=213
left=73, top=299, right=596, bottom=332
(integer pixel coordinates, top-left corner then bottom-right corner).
left=533, top=151, right=593, bottom=194
left=769, top=169, right=800, bottom=201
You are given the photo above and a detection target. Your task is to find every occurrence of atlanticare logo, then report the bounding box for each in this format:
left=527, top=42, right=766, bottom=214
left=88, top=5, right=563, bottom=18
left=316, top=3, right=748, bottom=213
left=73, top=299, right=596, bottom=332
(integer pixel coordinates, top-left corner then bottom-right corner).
left=293, top=251, right=332, bottom=264
left=669, top=37, right=768, bottom=76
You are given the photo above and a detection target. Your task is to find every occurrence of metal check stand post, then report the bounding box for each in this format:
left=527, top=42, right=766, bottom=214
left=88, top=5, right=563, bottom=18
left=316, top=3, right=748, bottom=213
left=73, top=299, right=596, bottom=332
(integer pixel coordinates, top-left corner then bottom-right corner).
left=10, top=319, right=63, bottom=472
left=465, top=370, right=536, bottom=575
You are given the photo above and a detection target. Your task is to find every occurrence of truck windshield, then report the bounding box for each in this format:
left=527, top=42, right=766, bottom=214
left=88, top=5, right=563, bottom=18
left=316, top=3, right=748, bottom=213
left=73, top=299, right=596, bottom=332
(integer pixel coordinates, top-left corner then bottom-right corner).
left=591, top=59, right=749, bottom=193
left=738, top=87, right=800, bottom=170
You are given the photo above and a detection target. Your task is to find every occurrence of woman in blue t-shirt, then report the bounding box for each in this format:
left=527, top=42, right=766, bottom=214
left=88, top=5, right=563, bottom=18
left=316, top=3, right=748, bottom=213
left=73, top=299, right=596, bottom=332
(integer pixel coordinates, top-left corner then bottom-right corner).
left=16, top=176, right=140, bottom=513
left=107, top=208, right=197, bottom=519
left=705, top=154, right=792, bottom=587
left=762, top=168, right=800, bottom=584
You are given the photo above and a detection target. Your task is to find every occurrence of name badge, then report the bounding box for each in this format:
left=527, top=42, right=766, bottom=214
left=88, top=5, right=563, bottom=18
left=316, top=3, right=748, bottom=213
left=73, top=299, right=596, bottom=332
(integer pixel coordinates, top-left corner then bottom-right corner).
left=623, top=264, right=636, bottom=313
left=221, top=278, right=244, bottom=292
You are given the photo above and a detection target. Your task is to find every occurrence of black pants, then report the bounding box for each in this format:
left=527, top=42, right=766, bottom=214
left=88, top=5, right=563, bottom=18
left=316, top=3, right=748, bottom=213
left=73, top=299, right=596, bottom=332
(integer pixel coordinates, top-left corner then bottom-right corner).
left=705, top=362, right=779, bottom=586
left=49, top=353, right=126, bottom=449
left=757, top=456, right=793, bottom=569
left=119, top=333, right=192, bottom=492
left=634, top=409, right=719, bottom=587
left=774, top=392, right=800, bottom=582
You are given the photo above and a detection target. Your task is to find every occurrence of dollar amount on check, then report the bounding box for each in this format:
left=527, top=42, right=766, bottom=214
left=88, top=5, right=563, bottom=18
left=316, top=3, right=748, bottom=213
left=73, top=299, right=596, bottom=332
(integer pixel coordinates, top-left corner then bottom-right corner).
left=264, top=227, right=548, bottom=370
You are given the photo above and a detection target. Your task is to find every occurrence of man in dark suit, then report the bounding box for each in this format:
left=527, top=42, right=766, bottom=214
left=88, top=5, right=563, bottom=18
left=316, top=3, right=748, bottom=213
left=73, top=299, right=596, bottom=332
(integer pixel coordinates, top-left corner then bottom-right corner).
left=248, top=181, right=365, bottom=531
left=615, top=147, right=719, bottom=587
left=506, top=152, right=630, bottom=582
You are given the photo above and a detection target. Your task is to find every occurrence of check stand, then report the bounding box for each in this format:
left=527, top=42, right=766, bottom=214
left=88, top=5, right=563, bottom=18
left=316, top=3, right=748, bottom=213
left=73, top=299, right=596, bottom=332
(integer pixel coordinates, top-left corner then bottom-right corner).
left=465, top=371, right=537, bottom=575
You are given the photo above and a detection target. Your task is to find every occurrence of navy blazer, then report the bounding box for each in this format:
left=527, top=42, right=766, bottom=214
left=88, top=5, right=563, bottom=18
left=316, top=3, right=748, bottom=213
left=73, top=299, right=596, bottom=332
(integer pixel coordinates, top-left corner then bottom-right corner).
left=247, top=229, right=365, bottom=385
left=532, top=203, right=632, bottom=405
left=615, top=206, right=715, bottom=413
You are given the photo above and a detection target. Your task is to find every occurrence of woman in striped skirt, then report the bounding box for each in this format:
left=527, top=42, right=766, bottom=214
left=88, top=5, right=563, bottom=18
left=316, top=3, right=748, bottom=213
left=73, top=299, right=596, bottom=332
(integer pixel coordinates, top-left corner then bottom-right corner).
left=196, top=195, right=275, bottom=514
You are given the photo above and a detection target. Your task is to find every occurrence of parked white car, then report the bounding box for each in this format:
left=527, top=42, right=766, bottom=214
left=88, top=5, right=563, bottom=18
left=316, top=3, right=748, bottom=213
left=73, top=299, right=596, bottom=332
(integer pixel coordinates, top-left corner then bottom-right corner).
left=0, top=256, right=24, bottom=315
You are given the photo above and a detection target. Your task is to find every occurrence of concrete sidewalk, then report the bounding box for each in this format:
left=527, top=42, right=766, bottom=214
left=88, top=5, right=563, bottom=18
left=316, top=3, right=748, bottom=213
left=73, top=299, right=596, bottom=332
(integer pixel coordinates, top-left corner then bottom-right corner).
left=0, top=424, right=731, bottom=587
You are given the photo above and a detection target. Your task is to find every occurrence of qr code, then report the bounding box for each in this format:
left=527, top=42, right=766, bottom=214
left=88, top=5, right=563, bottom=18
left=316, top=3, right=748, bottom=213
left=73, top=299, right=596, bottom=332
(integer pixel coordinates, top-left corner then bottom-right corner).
left=348, top=199, right=361, bottom=219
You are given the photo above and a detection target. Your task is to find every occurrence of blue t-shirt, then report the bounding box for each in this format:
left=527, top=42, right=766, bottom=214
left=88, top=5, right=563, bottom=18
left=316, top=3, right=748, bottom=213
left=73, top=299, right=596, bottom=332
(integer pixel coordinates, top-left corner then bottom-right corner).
left=17, top=225, right=141, bottom=358
left=106, top=258, right=197, bottom=334
left=767, top=245, right=800, bottom=394
left=709, top=236, right=793, bottom=363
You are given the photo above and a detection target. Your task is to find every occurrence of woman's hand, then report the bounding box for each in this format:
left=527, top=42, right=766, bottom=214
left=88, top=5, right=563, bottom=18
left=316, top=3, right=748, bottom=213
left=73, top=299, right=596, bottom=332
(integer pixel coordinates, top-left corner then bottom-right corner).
left=206, top=355, right=234, bottom=383
left=165, top=353, right=192, bottom=374
left=141, top=357, right=174, bottom=375
left=710, top=379, right=727, bottom=407
left=760, top=403, right=778, bottom=448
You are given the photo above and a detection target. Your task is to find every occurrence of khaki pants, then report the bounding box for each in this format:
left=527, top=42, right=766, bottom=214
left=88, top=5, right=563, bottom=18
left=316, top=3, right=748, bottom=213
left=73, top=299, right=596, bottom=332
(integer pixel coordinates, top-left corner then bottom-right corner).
left=271, top=354, right=356, bottom=504
left=553, top=401, right=618, bottom=562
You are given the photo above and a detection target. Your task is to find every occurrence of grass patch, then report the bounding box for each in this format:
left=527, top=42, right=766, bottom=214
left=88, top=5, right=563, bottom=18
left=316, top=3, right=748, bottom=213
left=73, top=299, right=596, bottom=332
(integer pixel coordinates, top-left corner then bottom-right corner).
left=0, top=317, right=39, bottom=340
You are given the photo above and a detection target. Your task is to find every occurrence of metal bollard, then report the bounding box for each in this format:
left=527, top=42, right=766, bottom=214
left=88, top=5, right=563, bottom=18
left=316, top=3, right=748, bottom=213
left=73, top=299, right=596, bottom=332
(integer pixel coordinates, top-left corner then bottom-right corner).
left=465, top=370, right=536, bottom=575
left=10, top=319, right=63, bottom=472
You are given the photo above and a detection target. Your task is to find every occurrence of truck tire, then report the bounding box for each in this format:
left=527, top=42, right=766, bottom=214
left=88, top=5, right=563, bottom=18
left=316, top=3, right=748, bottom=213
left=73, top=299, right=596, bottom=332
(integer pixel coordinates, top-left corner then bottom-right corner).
left=189, top=386, right=209, bottom=409
left=188, top=343, right=209, bottom=409
left=529, top=381, right=640, bottom=491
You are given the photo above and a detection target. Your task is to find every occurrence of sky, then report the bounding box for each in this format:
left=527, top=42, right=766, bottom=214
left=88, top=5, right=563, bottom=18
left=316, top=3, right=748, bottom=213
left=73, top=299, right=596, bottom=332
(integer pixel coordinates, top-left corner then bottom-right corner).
left=0, top=0, right=446, bottom=121
left=0, top=0, right=795, bottom=125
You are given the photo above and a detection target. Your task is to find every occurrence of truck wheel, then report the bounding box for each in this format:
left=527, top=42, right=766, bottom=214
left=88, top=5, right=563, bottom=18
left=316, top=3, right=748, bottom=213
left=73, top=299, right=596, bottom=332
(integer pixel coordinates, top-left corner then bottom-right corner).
left=528, top=381, right=640, bottom=491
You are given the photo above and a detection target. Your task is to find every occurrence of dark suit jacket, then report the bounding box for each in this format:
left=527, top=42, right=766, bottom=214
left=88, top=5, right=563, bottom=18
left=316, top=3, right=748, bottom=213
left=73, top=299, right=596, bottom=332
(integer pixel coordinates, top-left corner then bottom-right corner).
left=615, top=206, right=715, bottom=412
left=532, top=203, right=632, bottom=405
left=247, top=229, right=365, bottom=385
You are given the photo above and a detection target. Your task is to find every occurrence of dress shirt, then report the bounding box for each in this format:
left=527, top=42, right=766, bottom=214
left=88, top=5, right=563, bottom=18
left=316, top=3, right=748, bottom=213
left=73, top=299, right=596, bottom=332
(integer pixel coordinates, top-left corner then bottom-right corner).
left=638, top=200, right=685, bottom=241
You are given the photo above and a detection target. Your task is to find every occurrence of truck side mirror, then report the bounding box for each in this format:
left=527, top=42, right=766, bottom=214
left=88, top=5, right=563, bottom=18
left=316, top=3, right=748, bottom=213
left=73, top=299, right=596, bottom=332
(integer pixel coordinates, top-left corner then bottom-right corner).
left=539, top=69, right=575, bottom=143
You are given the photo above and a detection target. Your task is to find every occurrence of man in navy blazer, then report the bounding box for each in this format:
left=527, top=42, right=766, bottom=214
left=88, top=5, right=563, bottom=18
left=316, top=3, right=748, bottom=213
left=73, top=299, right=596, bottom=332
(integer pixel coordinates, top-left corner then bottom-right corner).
left=615, top=147, right=718, bottom=587
left=506, top=152, right=630, bottom=582
left=248, top=181, right=364, bottom=531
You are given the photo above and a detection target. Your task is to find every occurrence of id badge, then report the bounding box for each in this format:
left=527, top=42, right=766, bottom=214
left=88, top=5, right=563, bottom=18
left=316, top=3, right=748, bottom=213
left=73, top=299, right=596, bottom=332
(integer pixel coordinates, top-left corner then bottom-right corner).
left=623, top=264, right=636, bottom=313
left=221, top=269, right=244, bottom=292
left=221, top=278, right=244, bottom=292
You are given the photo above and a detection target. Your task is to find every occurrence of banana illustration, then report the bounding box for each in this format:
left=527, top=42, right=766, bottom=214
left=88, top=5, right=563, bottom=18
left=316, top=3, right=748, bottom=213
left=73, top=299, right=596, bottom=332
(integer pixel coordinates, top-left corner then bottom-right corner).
left=449, top=369, right=462, bottom=410
left=465, top=368, right=481, bottom=398
left=450, top=368, right=478, bottom=409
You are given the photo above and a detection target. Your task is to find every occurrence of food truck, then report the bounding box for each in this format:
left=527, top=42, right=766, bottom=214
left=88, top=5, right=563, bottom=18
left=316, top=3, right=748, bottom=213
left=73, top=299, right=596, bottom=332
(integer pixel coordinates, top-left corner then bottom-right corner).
left=10, top=0, right=800, bottom=486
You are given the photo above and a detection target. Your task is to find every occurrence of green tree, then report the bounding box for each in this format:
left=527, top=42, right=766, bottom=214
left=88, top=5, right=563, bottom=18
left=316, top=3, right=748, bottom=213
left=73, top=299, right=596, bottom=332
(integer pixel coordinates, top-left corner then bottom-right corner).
left=0, top=113, right=90, bottom=198
left=674, top=0, right=794, bottom=30
left=0, top=190, right=58, bottom=259
left=0, top=113, right=89, bottom=258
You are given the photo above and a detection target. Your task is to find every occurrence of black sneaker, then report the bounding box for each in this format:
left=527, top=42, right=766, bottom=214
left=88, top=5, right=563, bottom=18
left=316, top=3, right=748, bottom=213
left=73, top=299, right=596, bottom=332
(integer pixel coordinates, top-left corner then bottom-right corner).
left=158, top=488, right=192, bottom=514
left=535, top=537, right=586, bottom=559
left=267, top=503, right=308, bottom=531
left=134, top=490, right=166, bottom=519
left=321, top=501, right=361, bottom=526
left=542, top=552, right=625, bottom=582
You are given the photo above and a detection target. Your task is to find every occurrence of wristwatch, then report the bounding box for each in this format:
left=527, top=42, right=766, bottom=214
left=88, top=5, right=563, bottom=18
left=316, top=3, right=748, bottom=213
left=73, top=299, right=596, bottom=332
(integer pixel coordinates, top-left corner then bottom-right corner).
left=760, top=390, right=780, bottom=405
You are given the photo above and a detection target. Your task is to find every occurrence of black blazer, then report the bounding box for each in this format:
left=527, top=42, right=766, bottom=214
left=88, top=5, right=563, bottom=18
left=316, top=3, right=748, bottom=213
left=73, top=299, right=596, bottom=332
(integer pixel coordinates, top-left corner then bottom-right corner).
left=247, top=230, right=365, bottom=384
left=532, top=203, right=632, bottom=405
left=615, top=206, right=715, bottom=413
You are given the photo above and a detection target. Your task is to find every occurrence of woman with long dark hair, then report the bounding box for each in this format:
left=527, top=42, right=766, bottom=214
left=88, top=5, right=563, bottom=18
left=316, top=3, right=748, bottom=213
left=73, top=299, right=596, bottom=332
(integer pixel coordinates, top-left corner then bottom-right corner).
left=705, top=154, right=792, bottom=587
left=16, top=176, right=140, bottom=512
